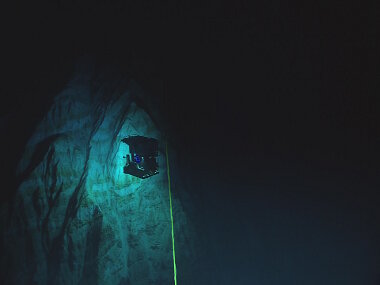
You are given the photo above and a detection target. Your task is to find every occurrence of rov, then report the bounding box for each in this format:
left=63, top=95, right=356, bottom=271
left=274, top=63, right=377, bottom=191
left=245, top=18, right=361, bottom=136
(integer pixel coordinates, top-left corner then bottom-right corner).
left=121, top=135, right=159, bottom=179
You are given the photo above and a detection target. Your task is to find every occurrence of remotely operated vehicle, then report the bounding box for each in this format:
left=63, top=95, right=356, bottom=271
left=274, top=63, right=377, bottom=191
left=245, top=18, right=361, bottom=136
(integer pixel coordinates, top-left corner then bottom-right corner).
left=121, top=135, right=159, bottom=179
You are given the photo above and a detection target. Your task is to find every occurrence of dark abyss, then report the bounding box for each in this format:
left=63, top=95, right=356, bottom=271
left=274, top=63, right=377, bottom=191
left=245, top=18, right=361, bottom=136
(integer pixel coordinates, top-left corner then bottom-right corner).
left=1, top=1, right=379, bottom=284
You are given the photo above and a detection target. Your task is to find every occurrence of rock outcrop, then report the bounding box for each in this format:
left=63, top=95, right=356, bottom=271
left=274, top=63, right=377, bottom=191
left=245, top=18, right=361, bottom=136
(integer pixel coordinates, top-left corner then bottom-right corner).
left=1, top=62, right=197, bottom=285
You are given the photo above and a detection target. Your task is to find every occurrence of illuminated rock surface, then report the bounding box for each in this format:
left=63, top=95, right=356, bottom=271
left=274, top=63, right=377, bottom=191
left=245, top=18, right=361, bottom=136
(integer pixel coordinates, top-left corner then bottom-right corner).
left=1, top=63, right=198, bottom=285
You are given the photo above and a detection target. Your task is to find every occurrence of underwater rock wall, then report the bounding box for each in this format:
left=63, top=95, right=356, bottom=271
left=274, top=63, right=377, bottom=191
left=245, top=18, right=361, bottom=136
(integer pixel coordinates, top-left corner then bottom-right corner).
left=1, top=64, right=197, bottom=285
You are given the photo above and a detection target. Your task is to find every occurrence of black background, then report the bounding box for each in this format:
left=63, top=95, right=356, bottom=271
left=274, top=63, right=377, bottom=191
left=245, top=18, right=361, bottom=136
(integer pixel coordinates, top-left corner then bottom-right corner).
left=1, top=0, right=379, bottom=283
left=2, top=1, right=378, bottom=170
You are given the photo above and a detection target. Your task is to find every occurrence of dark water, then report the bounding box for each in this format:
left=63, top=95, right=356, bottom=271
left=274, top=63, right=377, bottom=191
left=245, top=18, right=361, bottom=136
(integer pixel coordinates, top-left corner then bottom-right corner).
left=2, top=1, right=378, bottom=284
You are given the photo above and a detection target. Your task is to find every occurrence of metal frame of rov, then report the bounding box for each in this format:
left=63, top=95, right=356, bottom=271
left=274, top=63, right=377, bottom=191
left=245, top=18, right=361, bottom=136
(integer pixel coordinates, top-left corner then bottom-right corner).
left=121, top=135, right=159, bottom=179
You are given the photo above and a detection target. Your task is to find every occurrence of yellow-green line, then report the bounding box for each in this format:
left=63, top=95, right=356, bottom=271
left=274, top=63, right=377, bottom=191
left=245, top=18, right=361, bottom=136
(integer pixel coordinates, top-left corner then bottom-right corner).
left=166, top=142, right=177, bottom=285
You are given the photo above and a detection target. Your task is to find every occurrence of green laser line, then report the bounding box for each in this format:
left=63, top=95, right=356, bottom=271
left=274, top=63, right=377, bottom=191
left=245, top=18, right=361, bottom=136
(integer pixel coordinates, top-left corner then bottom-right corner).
left=166, top=141, right=177, bottom=285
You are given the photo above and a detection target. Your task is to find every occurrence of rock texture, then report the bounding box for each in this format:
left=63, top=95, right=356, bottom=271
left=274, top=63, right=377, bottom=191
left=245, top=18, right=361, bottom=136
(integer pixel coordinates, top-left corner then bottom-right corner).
left=1, top=62, right=197, bottom=285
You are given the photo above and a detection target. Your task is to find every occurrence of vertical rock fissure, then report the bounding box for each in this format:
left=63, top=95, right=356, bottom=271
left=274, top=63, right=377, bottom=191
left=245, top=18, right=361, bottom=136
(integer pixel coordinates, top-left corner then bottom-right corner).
left=46, top=105, right=106, bottom=284
left=79, top=206, right=103, bottom=285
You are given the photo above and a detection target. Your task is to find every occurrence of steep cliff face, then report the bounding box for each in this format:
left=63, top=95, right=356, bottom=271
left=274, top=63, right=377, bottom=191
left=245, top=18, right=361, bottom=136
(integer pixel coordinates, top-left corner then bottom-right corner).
left=1, top=63, right=197, bottom=285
